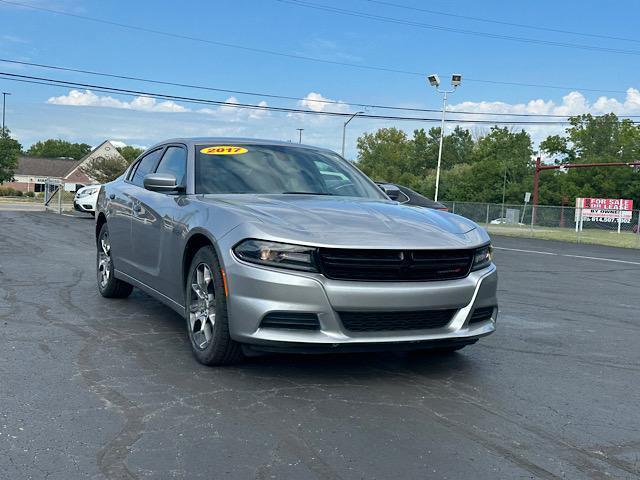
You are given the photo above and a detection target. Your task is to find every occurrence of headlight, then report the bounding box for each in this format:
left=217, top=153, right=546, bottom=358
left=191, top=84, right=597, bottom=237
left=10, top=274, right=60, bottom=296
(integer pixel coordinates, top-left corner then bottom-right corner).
left=471, top=244, right=493, bottom=271
left=233, top=240, right=318, bottom=272
left=78, top=187, right=98, bottom=197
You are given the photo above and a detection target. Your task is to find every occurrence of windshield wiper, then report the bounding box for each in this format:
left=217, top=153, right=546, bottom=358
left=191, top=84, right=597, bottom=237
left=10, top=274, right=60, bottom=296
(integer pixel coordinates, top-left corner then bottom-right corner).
left=281, top=191, right=333, bottom=195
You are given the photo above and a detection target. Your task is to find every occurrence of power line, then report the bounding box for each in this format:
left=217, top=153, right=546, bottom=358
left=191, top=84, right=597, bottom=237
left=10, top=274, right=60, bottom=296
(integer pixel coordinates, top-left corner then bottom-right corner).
left=3, top=58, right=635, bottom=119
left=0, top=0, right=422, bottom=76
left=0, top=0, right=633, bottom=95
left=359, top=0, right=640, bottom=45
left=275, top=0, right=640, bottom=57
left=0, top=71, right=585, bottom=125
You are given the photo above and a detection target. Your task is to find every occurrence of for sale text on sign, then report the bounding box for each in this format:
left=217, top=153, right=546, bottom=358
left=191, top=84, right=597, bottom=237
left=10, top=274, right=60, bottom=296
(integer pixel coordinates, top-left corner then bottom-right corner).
left=575, top=197, right=634, bottom=223
left=576, top=198, right=633, bottom=210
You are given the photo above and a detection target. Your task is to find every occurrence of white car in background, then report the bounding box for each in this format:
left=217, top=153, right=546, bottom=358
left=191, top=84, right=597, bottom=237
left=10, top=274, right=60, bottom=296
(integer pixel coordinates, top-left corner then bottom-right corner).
left=73, top=184, right=101, bottom=216
left=490, top=217, right=526, bottom=226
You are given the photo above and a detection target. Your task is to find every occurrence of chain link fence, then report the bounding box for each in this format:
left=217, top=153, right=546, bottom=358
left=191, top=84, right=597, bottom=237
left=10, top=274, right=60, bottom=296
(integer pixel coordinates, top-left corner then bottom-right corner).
left=441, top=201, right=640, bottom=249
left=43, top=178, right=77, bottom=214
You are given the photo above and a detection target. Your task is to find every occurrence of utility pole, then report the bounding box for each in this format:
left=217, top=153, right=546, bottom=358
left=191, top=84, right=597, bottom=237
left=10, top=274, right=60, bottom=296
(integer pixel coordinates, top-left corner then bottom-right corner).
left=500, top=144, right=508, bottom=219
left=296, top=128, right=304, bottom=144
left=501, top=161, right=508, bottom=219
left=341, top=111, right=364, bottom=157
left=1, top=92, right=10, bottom=136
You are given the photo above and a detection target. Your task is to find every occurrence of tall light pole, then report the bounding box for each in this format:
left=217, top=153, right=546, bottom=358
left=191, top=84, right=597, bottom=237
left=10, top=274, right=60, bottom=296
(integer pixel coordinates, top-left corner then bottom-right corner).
left=1, top=92, right=10, bottom=136
left=341, top=111, right=364, bottom=158
left=296, top=128, right=304, bottom=144
left=427, top=74, right=461, bottom=202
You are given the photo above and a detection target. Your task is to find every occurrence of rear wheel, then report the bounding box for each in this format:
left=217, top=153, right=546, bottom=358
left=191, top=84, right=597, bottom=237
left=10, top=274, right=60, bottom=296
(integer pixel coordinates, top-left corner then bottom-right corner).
left=185, top=246, right=243, bottom=366
left=97, top=223, right=133, bottom=298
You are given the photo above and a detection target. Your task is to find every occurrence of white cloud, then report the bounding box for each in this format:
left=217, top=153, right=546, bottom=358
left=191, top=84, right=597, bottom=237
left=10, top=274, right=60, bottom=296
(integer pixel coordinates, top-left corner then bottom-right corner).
left=47, top=90, right=128, bottom=108
left=197, top=97, right=270, bottom=121
left=446, top=89, right=640, bottom=145
left=449, top=88, right=640, bottom=118
left=47, top=89, right=190, bottom=113
left=31, top=87, right=640, bottom=160
left=298, top=92, right=349, bottom=113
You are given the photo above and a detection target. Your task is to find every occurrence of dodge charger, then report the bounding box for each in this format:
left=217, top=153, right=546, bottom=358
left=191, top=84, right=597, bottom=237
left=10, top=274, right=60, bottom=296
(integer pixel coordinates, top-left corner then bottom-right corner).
left=95, top=138, right=498, bottom=365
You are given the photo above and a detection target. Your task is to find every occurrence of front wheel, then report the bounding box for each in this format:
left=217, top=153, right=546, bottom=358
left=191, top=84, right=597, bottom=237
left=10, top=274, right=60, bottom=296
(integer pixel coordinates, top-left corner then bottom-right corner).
left=97, top=223, right=133, bottom=298
left=185, top=245, right=243, bottom=366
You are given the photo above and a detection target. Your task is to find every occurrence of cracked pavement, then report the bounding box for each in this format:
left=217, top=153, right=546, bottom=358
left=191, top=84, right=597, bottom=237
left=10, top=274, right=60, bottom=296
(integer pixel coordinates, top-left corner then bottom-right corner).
left=1, top=211, right=639, bottom=479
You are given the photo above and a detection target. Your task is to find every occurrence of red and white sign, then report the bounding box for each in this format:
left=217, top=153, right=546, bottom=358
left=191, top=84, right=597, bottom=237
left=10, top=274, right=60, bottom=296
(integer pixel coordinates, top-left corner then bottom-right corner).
left=575, top=197, right=634, bottom=226
left=576, top=198, right=633, bottom=211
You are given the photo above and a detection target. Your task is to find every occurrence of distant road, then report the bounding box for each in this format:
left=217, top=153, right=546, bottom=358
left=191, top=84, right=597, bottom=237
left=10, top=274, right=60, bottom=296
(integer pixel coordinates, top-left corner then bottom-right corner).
left=0, top=201, right=45, bottom=211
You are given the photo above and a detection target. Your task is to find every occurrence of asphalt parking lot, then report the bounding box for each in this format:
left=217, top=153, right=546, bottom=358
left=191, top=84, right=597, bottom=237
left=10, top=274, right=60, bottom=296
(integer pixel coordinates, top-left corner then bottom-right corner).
left=1, top=210, right=639, bottom=480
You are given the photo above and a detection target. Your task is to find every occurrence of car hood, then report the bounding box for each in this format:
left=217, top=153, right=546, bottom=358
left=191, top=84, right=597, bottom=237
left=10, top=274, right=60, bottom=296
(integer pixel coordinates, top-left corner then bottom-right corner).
left=197, top=194, right=487, bottom=249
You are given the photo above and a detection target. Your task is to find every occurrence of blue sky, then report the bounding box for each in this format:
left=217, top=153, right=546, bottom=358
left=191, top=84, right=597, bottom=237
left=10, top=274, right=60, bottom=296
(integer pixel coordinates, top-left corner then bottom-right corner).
left=1, top=0, right=640, bottom=156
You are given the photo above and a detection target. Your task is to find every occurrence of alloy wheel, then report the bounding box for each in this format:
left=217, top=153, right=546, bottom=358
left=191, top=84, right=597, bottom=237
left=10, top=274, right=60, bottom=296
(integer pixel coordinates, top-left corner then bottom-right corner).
left=189, top=263, right=216, bottom=350
left=98, top=232, right=112, bottom=288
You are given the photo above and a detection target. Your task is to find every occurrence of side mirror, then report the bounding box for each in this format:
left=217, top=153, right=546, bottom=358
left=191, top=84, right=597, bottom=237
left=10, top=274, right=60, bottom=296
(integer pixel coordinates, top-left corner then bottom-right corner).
left=378, top=183, right=401, bottom=201
left=143, top=173, right=181, bottom=192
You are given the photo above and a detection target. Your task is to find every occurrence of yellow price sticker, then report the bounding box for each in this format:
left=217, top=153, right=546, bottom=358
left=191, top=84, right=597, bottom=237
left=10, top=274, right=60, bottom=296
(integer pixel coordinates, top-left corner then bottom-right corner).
left=200, top=146, right=248, bottom=155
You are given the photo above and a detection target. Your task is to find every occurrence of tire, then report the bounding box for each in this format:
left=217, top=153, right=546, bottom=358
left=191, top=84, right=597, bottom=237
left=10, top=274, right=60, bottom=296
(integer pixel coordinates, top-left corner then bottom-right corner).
left=97, top=223, right=133, bottom=298
left=185, top=245, right=243, bottom=366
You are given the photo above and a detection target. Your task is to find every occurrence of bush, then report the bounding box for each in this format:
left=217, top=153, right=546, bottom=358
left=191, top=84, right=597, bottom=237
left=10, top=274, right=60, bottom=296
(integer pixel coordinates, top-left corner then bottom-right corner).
left=0, top=186, right=26, bottom=197
left=0, top=186, right=19, bottom=196
left=24, top=191, right=35, bottom=197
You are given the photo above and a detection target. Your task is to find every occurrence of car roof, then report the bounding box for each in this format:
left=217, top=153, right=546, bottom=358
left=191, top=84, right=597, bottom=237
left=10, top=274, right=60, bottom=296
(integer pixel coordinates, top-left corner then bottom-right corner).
left=148, top=137, right=335, bottom=153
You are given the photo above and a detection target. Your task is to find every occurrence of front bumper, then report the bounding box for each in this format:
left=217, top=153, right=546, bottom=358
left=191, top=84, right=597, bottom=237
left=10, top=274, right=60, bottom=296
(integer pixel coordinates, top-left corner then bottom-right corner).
left=224, top=252, right=498, bottom=348
left=73, top=193, right=98, bottom=213
left=73, top=200, right=95, bottom=212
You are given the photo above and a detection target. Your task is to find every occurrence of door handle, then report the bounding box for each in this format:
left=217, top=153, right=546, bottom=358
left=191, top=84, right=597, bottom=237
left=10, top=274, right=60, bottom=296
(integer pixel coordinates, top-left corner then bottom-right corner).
left=133, top=204, right=142, bottom=213
left=109, top=194, right=115, bottom=200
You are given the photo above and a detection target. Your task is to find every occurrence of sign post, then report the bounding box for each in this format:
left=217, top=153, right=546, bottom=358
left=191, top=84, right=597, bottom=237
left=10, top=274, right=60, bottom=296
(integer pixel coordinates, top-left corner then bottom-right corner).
left=521, top=192, right=531, bottom=224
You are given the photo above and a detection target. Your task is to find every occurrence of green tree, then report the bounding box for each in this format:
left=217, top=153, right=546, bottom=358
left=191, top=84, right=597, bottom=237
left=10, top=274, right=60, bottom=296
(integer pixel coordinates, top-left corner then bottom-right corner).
left=80, top=155, right=130, bottom=184
left=540, top=114, right=640, bottom=206
left=356, top=127, right=414, bottom=183
left=412, top=126, right=475, bottom=172
left=116, top=145, right=144, bottom=163
left=26, top=139, right=92, bottom=160
left=0, top=129, right=22, bottom=184
left=356, top=125, right=533, bottom=203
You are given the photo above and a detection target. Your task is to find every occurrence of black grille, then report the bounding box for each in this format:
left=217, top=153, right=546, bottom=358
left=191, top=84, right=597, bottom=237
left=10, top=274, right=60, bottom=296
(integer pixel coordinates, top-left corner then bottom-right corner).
left=469, top=306, right=495, bottom=324
left=339, top=309, right=456, bottom=332
left=260, top=312, right=320, bottom=330
left=318, top=248, right=473, bottom=282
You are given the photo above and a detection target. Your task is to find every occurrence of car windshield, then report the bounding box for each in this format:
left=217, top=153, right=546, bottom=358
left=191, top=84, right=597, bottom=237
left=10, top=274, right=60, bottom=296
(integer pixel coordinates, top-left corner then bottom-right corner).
left=195, top=144, right=385, bottom=199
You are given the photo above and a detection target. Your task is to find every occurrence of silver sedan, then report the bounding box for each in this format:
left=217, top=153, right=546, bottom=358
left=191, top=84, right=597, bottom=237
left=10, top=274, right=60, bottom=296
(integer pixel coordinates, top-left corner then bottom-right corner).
left=95, top=138, right=497, bottom=365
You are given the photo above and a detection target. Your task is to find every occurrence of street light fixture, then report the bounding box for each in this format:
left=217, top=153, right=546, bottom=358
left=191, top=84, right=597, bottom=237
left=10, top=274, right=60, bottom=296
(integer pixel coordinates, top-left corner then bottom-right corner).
left=427, top=74, right=461, bottom=202
left=341, top=111, right=365, bottom=158
left=427, top=74, right=440, bottom=88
